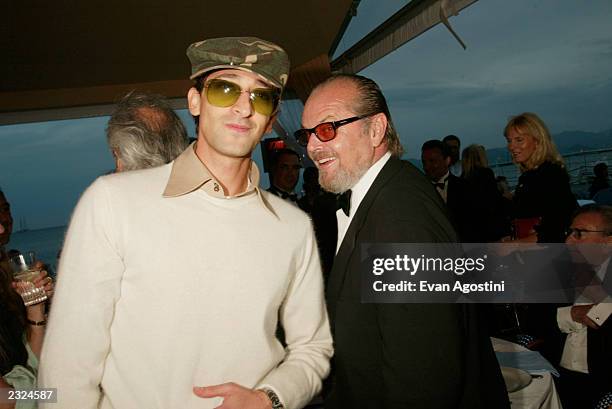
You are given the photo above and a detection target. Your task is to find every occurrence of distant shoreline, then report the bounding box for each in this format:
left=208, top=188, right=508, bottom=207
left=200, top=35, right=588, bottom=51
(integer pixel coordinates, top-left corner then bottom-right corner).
left=12, top=225, right=67, bottom=234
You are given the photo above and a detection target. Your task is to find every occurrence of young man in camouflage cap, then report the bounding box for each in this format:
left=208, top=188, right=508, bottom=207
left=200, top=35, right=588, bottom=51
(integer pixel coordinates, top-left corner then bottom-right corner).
left=39, top=37, right=333, bottom=409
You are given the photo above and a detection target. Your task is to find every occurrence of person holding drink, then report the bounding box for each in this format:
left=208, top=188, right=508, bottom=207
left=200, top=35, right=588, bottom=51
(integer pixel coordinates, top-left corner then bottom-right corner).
left=1, top=188, right=54, bottom=406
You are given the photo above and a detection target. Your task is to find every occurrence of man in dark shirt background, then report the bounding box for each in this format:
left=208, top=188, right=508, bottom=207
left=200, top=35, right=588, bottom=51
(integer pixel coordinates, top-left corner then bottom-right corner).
left=267, top=148, right=301, bottom=203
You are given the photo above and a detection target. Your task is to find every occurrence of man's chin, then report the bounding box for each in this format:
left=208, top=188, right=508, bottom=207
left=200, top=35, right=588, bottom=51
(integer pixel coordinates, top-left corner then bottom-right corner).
left=320, top=175, right=351, bottom=195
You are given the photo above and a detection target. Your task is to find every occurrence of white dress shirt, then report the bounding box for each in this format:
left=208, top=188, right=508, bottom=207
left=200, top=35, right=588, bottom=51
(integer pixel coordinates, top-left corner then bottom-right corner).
left=557, top=257, right=611, bottom=373
left=433, top=171, right=450, bottom=204
left=336, top=152, right=391, bottom=253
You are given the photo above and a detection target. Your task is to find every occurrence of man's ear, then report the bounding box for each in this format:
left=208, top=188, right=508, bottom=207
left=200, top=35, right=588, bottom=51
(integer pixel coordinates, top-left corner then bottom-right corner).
left=111, top=149, right=123, bottom=172
left=187, top=87, right=201, bottom=116
left=264, top=113, right=278, bottom=135
left=445, top=156, right=452, bottom=167
left=369, top=113, right=387, bottom=148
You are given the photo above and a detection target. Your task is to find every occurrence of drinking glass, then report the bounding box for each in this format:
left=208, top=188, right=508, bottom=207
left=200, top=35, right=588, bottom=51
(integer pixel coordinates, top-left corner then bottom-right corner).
left=9, top=251, right=48, bottom=306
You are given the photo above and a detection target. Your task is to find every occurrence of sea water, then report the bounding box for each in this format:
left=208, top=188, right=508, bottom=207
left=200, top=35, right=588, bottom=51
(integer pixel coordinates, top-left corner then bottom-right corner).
left=7, top=226, right=67, bottom=276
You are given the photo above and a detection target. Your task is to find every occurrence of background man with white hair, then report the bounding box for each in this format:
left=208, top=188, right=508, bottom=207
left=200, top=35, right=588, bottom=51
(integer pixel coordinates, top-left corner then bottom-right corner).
left=106, top=91, right=189, bottom=172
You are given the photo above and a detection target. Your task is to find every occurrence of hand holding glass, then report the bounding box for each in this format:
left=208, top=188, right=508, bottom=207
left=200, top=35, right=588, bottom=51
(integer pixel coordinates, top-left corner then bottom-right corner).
left=9, top=251, right=48, bottom=306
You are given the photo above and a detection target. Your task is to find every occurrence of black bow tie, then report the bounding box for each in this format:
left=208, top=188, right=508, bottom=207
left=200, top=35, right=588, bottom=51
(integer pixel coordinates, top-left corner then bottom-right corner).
left=336, top=190, right=352, bottom=217
left=280, top=192, right=297, bottom=202
left=432, top=176, right=449, bottom=190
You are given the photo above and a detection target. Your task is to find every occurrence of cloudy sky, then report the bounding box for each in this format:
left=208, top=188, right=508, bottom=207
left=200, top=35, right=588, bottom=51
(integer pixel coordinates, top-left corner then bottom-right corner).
left=339, top=0, right=612, bottom=157
left=1, top=0, right=611, bottom=229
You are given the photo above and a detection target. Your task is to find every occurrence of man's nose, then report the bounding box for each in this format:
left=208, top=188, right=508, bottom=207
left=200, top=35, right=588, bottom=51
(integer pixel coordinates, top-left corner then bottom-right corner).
left=232, top=91, right=254, bottom=117
left=307, top=132, right=324, bottom=155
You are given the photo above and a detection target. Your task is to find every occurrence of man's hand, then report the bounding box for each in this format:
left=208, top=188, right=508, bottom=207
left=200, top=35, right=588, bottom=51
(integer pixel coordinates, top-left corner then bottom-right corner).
left=193, top=382, right=272, bottom=409
left=571, top=304, right=600, bottom=329
left=11, top=261, right=54, bottom=300
left=32, top=262, right=54, bottom=299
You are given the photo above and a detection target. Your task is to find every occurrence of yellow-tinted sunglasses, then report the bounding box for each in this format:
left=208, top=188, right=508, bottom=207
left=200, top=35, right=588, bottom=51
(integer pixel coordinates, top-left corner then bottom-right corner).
left=204, top=79, right=280, bottom=116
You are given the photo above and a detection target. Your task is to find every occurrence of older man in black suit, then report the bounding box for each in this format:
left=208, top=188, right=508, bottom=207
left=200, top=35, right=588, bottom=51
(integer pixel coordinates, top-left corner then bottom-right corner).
left=295, top=74, right=508, bottom=409
left=556, top=204, right=612, bottom=409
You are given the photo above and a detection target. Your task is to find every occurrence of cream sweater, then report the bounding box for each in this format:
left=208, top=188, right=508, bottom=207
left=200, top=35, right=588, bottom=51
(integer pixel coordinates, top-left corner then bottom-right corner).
left=38, top=164, right=332, bottom=409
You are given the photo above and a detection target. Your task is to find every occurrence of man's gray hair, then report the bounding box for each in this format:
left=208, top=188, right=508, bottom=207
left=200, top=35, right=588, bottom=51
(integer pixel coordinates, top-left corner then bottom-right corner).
left=107, top=91, right=189, bottom=171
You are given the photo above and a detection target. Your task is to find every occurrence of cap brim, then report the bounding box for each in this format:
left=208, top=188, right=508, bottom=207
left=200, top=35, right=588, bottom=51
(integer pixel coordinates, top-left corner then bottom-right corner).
left=190, top=65, right=281, bottom=89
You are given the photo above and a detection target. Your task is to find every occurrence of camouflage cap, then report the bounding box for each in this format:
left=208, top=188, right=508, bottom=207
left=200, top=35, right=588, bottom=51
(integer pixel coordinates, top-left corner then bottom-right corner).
left=187, top=37, right=290, bottom=90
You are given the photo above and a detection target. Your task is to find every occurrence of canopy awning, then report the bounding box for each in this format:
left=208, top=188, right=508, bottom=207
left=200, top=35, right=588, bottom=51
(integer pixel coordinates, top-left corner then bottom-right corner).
left=332, top=0, right=478, bottom=74
left=1, top=0, right=477, bottom=125
left=0, top=0, right=354, bottom=124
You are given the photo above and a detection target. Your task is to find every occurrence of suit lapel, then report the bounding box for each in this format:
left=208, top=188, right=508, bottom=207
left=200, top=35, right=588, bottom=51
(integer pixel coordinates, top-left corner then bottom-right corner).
left=327, top=157, right=403, bottom=304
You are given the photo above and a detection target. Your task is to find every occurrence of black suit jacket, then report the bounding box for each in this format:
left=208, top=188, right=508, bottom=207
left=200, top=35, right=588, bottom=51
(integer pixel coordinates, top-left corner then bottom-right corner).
left=445, top=173, right=473, bottom=242
left=588, top=315, right=612, bottom=392
left=462, top=168, right=512, bottom=242
left=325, top=157, right=509, bottom=409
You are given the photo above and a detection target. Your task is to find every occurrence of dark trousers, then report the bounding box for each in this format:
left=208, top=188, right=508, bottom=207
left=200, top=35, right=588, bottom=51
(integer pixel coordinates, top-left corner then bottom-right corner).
left=555, top=367, right=601, bottom=409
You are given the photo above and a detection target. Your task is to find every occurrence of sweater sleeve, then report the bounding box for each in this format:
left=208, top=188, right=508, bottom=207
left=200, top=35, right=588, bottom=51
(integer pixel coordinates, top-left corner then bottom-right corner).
left=38, top=178, right=125, bottom=409
left=256, top=222, right=333, bottom=409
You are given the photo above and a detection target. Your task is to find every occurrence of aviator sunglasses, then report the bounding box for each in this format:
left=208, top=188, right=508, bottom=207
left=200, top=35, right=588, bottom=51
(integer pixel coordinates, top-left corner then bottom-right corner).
left=294, top=112, right=378, bottom=147
left=204, top=78, right=280, bottom=116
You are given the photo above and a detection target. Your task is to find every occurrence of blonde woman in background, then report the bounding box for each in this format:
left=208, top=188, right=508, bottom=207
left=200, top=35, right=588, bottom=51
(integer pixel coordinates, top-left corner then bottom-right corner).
left=504, top=112, right=577, bottom=243
left=502, top=112, right=579, bottom=367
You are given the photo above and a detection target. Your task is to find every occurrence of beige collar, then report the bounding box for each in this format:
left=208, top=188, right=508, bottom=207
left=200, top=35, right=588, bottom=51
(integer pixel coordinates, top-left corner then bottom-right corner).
left=162, top=142, right=276, bottom=216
